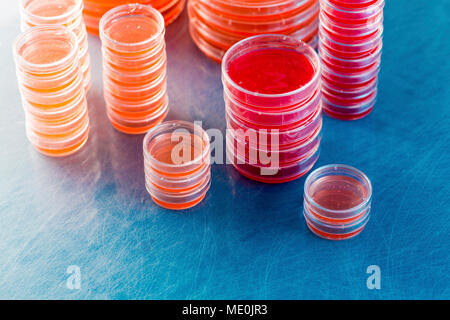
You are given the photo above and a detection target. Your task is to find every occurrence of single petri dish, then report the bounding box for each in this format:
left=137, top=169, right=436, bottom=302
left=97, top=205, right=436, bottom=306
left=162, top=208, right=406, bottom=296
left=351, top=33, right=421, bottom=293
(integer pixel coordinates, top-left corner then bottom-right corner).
left=322, top=93, right=376, bottom=120
left=99, top=3, right=165, bottom=54
left=20, top=0, right=82, bottom=25
left=303, top=164, right=372, bottom=240
left=14, top=25, right=79, bottom=75
left=143, top=120, right=211, bottom=210
left=222, top=34, right=321, bottom=108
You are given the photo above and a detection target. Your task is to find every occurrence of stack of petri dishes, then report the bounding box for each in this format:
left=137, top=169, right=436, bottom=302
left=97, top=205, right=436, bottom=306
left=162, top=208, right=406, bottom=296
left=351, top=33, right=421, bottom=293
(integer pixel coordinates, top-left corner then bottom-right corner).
left=100, top=4, right=169, bottom=135
left=303, top=164, right=372, bottom=240
left=222, top=35, right=322, bottom=183
left=13, top=26, right=90, bottom=157
left=20, top=0, right=91, bottom=92
left=82, top=0, right=186, bottom=36
left=319, top=0, right=384, bottom=120
left=188, top=0, right=320, bottom=63
left=143, top=121, right=211, bottom=210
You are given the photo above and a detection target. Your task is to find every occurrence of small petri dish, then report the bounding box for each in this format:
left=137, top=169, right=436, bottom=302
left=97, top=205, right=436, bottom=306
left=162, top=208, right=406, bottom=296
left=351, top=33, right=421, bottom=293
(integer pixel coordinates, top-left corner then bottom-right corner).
left=321, top=77, right=378, bottom=99
left=143, top=120, right=211, bottom=209
left=303, top=164, right=372, bottom=240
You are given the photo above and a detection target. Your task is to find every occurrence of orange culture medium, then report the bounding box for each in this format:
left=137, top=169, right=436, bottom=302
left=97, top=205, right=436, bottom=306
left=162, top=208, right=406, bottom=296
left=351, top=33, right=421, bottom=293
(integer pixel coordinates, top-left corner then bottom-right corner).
left=100, top=4, right=168, bottom=134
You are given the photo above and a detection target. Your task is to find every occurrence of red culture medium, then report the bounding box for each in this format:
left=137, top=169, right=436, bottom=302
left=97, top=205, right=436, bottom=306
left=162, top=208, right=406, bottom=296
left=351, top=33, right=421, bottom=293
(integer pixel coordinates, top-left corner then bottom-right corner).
left=227, top=48, right=315, bottom=95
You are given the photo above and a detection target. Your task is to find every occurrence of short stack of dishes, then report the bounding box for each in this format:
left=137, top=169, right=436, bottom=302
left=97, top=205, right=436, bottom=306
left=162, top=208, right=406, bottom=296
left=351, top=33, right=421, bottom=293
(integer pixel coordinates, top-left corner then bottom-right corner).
left=222, top=35, right=322, bottom=184
left=13, top=26, right=90, bottom=157
left=82, top=0, right=186, bottom=36
left=100, top=4, right=169, bottom=134
left=188, top=0, right=320, bottom=63
left=143, top=121, right=211, bottom=210
left=303, top=164, right=372, bottom=240
left=20, top=0, right=91, bottom=91
left=319, top=0, right=384, bottom=120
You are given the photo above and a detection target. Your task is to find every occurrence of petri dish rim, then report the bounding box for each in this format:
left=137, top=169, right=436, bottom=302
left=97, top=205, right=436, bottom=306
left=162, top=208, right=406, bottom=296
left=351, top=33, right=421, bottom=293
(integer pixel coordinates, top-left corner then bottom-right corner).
left=14, top=25, right=79, bottom=73
left=143, top=120, right=211, bottom=170
left=320, top=0, right=385, bottom=15
left=20, top=0, right=83, bottom=23
left=303, top=164, right=372, bottom=214
left=99, top=3, right=165, bottom=50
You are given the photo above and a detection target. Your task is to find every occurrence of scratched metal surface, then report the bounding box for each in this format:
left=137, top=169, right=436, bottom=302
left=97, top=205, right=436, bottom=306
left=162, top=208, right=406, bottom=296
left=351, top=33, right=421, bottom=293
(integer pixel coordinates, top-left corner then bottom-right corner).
left=0, top=1, right=449, bottom=299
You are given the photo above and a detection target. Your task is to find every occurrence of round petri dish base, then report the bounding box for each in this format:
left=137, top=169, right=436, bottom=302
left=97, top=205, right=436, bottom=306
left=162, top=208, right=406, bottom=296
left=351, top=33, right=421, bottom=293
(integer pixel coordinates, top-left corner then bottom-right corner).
left=108, top=113, right=166, bottom=135
left=151, top=192, right=207, bottom=210
left=227, top=146, right=320, bottom=184
left=305, top=219, right=366, bottom=240
left=231, top=162, right=315, bottom=184
left=323, top=102, right=374, bottom=120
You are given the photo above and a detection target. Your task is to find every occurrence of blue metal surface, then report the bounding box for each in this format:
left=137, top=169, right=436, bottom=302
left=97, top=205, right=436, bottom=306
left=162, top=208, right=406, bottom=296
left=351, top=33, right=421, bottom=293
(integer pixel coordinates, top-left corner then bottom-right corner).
left=0, top=1, right=449, bottom=299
